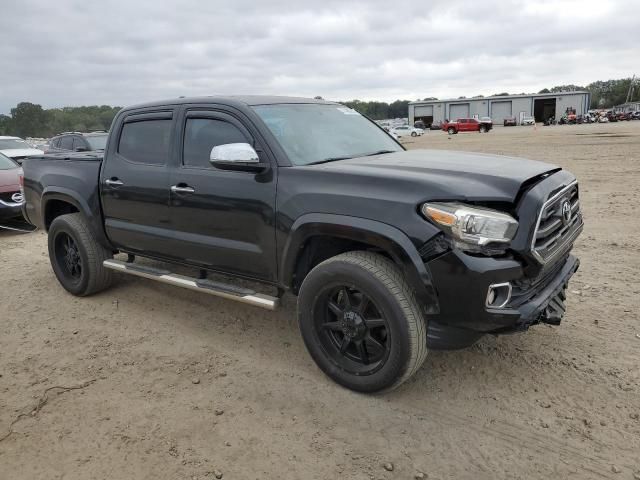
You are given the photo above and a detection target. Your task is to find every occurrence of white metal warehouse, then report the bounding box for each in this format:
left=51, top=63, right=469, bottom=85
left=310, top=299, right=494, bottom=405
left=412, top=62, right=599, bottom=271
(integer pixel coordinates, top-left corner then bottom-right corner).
left=409, top=91, right=591, bottom=126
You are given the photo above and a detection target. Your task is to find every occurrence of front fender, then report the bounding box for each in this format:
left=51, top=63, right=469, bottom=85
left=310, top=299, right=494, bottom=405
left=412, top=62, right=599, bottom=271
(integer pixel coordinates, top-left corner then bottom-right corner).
left=280, top=213, right=439, bottom=314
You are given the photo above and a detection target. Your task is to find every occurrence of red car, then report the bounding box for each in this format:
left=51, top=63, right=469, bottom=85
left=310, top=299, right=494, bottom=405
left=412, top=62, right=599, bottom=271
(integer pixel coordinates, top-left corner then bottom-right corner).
left=442, top=118, right=492, bottom=134
left=0, top=152, right=24, bottom=224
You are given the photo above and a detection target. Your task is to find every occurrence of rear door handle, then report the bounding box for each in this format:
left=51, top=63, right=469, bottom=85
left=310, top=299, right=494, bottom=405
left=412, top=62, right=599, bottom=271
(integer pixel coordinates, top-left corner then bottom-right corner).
left=104, top=178, right=124, bottom=187
left=171, top=185, right=195, bottom=194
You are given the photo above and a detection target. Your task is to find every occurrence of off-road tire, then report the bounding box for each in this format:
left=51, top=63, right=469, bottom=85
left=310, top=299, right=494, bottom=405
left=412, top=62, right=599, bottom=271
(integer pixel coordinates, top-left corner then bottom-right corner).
left=48, top=213, right=113, bottom=296
left=297, top=251, right=428, bottom=393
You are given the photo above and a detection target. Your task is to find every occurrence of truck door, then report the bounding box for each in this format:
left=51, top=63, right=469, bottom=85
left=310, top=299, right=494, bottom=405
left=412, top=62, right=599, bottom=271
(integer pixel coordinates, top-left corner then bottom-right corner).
left=100, top=110, right=176, bottom=258
left=166, top=107, right=277, bottom=282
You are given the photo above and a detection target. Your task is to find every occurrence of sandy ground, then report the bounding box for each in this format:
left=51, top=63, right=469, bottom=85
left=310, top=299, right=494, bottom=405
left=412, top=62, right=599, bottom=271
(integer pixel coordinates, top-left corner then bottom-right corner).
left=1, top=121, right=639, bottom=480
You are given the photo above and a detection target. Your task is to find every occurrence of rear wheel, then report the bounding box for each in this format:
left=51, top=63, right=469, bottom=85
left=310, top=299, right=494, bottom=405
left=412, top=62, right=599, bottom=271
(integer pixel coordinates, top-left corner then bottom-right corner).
left=479, top=125, right=487, bottom=133
left=411, top=131, right=417, bottom=137
left=447, top=127, right=456, bottom=135
left=48, top=213, right=113, bottom=296
left=297, top=251, right=428, bottom=393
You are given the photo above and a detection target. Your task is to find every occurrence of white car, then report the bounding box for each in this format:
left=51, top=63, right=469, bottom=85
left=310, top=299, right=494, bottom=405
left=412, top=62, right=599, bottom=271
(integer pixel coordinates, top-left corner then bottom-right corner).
left=0, top=136, right=44, bottom=164
left=391, top=126, right=424, bottom=137
left=521, top=116, right=535, bottom=126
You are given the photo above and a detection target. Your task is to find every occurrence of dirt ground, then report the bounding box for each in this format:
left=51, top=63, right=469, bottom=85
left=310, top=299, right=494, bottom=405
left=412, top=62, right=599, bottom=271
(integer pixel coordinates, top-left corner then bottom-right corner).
left=1, top=121, right=639, bottom=480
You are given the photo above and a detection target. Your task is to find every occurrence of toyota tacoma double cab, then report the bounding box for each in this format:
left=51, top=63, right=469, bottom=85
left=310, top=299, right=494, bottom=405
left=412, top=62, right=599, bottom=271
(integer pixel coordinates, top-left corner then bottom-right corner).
left=22, top=96, right=583, bottom=393
left=442, top=118, right=493, bottom=134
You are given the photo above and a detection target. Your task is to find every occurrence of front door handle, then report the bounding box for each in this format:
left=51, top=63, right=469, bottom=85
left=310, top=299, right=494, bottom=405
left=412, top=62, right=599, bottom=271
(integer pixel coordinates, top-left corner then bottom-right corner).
left=171, top=185, right=195, bottom=194
left=104, top=178, right=124, bottom=187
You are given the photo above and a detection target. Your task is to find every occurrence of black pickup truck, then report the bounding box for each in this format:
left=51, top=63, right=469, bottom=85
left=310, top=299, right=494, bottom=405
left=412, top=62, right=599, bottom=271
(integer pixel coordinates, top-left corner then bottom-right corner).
left=22, top=96, right=583, bottom=392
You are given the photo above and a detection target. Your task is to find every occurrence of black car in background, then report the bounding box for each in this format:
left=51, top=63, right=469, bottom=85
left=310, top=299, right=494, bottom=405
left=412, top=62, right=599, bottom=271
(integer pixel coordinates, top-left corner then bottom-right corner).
left=48, top=131, right=109, bottom=153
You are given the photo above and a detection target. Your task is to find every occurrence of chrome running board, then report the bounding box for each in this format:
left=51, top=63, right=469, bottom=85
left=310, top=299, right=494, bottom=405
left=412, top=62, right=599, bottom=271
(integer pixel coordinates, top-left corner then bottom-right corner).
left=103, top=259, right=279, bottom=310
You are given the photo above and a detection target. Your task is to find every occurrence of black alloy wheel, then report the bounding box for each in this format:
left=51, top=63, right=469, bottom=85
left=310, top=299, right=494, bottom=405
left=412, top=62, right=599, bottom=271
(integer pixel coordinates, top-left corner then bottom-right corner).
left=54, top=231, right=83, bottom=283
left=315, top=285, right=390, bottom=375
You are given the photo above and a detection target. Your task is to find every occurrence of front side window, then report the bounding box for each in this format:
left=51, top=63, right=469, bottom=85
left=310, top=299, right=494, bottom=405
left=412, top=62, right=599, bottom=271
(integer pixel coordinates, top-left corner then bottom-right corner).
left=118, top=119, right=171, bottom=165
left=183, top=118, right=247, bottom=168
left=252, top=104, right=401, bottom=166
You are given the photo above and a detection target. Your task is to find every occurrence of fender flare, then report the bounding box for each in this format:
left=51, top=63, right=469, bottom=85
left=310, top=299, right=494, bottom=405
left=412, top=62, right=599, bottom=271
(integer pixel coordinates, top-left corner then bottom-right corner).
left=41, top=187, right=112, bottom=248
left=280, top=213, right=439, bottom=313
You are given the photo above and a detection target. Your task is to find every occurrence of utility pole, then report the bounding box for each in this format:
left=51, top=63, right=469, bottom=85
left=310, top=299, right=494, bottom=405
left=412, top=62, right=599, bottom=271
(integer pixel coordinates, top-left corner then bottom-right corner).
left=625, top=74, right=637, bottom=104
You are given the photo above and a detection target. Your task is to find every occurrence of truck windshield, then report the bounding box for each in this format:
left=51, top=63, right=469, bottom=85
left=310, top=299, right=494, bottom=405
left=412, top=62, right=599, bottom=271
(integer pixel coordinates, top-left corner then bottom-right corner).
left=85, top=134, right=108, bottom=150
left=252, top=104, right=402, bottom=166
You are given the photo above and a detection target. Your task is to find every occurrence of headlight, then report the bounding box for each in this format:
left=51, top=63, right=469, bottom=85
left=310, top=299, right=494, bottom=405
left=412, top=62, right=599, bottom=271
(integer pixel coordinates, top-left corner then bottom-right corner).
left=421, top=202, right=518, bottom=252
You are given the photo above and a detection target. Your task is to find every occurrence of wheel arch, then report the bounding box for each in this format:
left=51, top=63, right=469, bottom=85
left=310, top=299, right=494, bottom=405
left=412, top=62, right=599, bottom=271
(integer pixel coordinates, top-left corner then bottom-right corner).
left=280, top=213, right=439, bottom=314
left=42, top=187, right=112, bottom=249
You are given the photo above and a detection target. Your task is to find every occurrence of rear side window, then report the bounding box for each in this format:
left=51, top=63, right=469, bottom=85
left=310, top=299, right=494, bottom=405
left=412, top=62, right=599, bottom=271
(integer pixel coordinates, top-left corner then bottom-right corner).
left=183, top=118, right=247, bottom=168
left=59, top=136, right=73, bottom=150
left=119, top=119, right=172, bottom=165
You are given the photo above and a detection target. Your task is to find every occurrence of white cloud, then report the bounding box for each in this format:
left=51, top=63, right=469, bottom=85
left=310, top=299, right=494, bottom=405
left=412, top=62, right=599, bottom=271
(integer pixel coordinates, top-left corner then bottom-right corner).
left=0, top=0, right=638, bottom=113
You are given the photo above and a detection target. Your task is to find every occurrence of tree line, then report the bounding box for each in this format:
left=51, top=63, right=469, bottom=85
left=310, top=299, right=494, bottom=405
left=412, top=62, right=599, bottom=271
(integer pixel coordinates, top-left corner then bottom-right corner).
left=0, top=104, right=120, bottom=138
left=0, top=77, right=635, bottom=137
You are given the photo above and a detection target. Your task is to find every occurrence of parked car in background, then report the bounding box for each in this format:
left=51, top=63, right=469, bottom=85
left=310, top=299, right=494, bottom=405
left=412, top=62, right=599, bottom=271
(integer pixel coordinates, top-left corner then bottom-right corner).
left=429, top=122, right=442, bottom=130
left=48, top=131, right=109, bottom=153
left=504, top=116, right=517, bottom=127
left=631, top=111, right=640, bottom=120
left=480, top=116, right=493, bottom=125
left=442, top=118, right=492, bottom=134
left=414, top=120, right=426, bottom=130
left=0, top=152, right=24, bottom=224
left=0, top=136, right=44, bottom=164
left=597, top=115, right=609, bottom=123
left=391, top=125, right=424, bottom=137
left=521, top=116, right=536, bottom=126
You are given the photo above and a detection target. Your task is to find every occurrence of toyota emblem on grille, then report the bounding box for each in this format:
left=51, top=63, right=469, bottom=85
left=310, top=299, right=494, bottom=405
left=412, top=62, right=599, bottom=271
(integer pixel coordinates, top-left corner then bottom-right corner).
left=561, top=200, right=572, bottom=223
left=11, top=192, right=23, bottom=203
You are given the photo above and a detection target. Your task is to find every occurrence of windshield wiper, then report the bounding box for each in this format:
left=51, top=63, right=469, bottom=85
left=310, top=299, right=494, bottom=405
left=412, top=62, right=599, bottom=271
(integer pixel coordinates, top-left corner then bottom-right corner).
left=307, top=156, right=354, bottom=165
left=362, top=150, right=395, bottom=157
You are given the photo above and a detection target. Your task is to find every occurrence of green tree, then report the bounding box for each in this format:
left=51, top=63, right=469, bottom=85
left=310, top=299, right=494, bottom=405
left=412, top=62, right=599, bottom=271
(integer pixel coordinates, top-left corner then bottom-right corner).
left=10, top=102, right=49, bottom=137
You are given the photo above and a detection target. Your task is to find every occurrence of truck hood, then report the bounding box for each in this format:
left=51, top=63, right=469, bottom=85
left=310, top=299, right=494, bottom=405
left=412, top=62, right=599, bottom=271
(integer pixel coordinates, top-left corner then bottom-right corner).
left=317, top=149, right=560, bottom=202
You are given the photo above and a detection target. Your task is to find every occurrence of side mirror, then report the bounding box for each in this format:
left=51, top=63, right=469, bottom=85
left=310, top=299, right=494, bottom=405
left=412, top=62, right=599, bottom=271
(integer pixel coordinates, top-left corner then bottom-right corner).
left=209, top=143, right=268, bottom=172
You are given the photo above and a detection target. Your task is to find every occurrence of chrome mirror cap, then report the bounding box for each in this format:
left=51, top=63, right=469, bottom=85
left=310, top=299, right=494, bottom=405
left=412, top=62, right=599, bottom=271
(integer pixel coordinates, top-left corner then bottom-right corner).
left=210, top=143, right=259, bottom=164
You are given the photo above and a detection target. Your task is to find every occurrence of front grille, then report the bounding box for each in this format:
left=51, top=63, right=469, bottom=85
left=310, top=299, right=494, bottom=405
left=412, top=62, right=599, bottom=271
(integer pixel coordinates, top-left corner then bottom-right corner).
left=509, top=254, right=568, bottom=307
left=531, top=182, right=583, bottom=264
left=0, top=191, right=21, bottom=203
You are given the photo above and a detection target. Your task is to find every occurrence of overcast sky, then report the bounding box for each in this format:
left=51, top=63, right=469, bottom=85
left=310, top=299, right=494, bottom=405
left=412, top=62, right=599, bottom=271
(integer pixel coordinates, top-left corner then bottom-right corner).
left=1, top=0, right=638, bottom=114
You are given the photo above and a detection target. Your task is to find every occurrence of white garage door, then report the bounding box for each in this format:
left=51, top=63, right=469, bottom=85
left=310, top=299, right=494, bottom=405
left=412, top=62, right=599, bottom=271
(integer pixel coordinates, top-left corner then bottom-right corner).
left=449, top=103, right=470, bottom=120
left=414, top=105, right=433, bottom=117
left=491, top=101, right=512, bottom=123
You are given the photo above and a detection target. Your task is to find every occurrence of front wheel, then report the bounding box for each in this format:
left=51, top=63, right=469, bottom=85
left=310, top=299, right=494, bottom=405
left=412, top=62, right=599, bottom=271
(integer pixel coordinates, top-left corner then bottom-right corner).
left=48, top=213, right=113, bottom=296
left=479, top=125, right=487, bottom=133
left=297, top=251, right=428, bottom=393
left=447, top=127, right=456, bottom=135
left=411, top=131, right=417, bottom=137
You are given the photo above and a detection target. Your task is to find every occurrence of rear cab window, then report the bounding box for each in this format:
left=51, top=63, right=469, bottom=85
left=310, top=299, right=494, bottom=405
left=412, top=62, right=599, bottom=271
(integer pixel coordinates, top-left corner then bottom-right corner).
left=118, top=118, right=172, bottom=165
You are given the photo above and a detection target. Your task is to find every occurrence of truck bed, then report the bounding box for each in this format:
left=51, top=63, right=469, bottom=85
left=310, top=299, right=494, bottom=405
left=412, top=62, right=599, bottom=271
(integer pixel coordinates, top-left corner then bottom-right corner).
left=21, top=151, right=105, bottom=233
